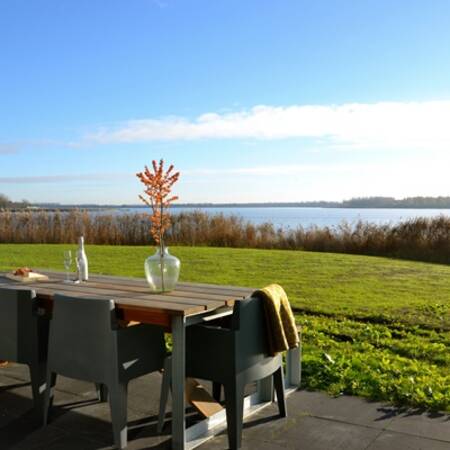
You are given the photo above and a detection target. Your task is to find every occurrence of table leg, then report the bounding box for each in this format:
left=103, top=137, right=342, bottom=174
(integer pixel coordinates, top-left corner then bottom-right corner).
left=171, top=316, right=186, bottom=450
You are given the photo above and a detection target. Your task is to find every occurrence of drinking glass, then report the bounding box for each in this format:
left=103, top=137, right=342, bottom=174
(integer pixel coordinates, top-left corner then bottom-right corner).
left=63, top=250, right=72, bottom=283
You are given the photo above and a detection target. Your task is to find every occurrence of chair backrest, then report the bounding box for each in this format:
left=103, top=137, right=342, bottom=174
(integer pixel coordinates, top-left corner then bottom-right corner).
left=48, top=294, right=118, bottom=382
left=0, top=288, right=40, bottom=363
left=231, top=296, right=272, bottom=370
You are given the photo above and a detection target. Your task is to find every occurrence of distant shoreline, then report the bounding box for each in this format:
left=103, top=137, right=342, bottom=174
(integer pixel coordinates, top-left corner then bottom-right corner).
left=2, top=196, right=450, bottom=210
left=5, top=203, right=450, bottom=212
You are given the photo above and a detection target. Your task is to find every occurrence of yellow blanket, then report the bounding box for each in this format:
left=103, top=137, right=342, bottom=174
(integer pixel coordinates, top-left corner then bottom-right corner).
left=253, top=284, right=299, bottom=356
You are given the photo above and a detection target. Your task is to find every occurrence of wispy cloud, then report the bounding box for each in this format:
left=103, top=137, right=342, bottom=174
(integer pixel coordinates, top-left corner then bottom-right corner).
left=151, top=0, right=168, bottom=8
left=183, top=163, right=376, bottom=176
left=84, top=101, right=450, bottom=150
left=0, top=164, right=382, bottom=185
left=0, top=173, right=132, bottom=184
left=0, top=143, right=20, bottom=155
left=0, top=139, right=81, bottom=153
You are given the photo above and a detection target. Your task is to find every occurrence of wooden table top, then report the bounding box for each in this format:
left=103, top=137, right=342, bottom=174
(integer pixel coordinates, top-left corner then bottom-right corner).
left=0, top=271, right=254, bottom=330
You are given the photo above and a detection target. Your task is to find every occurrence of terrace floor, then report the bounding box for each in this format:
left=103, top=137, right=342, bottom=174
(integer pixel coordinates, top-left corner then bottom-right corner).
left=1, top=363, right=449, bottom=450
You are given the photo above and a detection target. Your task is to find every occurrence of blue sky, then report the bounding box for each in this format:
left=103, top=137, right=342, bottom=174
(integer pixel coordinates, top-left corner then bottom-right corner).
left=1, top=0, right=450, bottom=204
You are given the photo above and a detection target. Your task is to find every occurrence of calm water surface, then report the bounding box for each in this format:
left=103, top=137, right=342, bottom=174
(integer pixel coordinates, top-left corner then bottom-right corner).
left=115, top=207, right=450, bottom=229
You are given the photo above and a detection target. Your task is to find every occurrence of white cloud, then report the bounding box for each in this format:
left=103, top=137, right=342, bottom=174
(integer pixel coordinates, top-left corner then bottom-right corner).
left=0, top=144, right=20, bottom=154
left=0, top=173, right=131, bottom=184
left=0, top=164, right=370, bottom=185
left=183, top=163, right=376, bottom=176
left=85, top=101, right=450, bottom=150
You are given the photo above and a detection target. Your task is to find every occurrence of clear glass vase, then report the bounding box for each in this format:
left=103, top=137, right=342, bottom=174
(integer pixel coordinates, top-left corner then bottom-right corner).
left=144, top=247, right=180, bottom=293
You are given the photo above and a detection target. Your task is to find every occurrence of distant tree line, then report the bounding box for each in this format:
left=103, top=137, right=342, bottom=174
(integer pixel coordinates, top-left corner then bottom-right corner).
left=176, top=197, right=450, bottom=209
left=341, top=197, right=450, bottom=208
left=31, top=196, right=450, bottom=210
left=0, top=193, right=30, bottom=209
left=174, top=197, right=450, bottom=209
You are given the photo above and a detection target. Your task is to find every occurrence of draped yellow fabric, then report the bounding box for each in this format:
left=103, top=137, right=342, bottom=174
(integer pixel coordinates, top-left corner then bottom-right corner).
left=253, top=284, right=300, bottom=356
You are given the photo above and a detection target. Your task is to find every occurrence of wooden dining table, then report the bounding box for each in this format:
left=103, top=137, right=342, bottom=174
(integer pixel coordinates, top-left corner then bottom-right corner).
left=0, top=270, right=301, bottom=450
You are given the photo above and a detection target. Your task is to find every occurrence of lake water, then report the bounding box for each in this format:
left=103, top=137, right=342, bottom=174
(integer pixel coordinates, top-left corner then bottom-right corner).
left=114, top=207, right=450, bottom=229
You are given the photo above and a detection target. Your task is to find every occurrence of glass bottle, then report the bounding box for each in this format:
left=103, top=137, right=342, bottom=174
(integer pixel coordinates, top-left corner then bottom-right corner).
left=77, top=236, right=89, bottom=281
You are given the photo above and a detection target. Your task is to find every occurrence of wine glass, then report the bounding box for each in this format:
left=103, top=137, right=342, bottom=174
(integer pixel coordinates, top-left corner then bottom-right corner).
left=63, top=250, right=72, bottom=283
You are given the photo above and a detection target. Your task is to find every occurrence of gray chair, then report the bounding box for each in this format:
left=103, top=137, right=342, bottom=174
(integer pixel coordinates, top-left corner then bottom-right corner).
left=0, top=288, right=50, bottom=420
left=43, top=294, right=167, bottom=449
left=159, top=296, right=287, bottom=449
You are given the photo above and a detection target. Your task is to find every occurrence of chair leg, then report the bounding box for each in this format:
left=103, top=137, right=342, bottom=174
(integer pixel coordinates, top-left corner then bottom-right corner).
left=212, top=382, right=221, bottom=402
left=108, top=382, right=128, bottom=450
left=157, top=357, right=171, bottom=433
left=224, top=380, right=245, bottom=450
left=28, top=362, right=47, bottom=420
left=273, top=367, right=287, bottom=418
left=43, top=371, right=57, bottom=426
left=96, top=383, right=108, bottom=402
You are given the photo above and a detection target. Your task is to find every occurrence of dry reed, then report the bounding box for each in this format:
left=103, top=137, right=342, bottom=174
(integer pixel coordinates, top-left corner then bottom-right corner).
left=1, top=210, right=450, bottom=264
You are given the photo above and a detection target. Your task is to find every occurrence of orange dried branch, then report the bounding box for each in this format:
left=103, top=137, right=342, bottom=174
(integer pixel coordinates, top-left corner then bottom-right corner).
left=136, top=159, right=180, bottom=246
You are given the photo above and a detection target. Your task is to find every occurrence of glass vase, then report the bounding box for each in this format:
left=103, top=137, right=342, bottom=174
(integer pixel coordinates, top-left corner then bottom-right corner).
left=144, top=247, right=180, bottom=293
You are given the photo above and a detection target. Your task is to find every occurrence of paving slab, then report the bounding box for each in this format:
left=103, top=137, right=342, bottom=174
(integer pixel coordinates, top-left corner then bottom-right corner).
left=0, top=363, right=449, bottom=450
left=0, top=382, right=36, bottom=427
left=386, top=409, right=450, bottom=442
left=3, top=424, right=68, bottom=450
left=13, top=431, right=108, bottom=450
left=0, top=364, right=29, bottom=383
left=0, top=380, right=100, bottom=449
left=284, top=390, right=397, bottom=429
left=126, top=372, right=167, bottom=416
left=201, top=414, right=381, bottom=450
left=367, top=431, right=450, bottom=450
left=47, top=385, right=154, bottom=446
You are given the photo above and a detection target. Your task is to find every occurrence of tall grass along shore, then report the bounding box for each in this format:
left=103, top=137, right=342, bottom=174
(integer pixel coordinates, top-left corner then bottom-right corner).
left=1, top=209, right=450, bottom=264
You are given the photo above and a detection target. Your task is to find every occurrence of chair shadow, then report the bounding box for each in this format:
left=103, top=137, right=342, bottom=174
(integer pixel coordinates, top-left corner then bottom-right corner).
left=0, top=388, right=172, bottom=450
left=0, top=388, right=46, bottom=450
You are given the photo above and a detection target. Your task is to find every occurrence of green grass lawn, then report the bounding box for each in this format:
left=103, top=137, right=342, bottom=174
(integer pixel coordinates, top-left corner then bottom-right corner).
left=1, top=244, right=449, bottom=411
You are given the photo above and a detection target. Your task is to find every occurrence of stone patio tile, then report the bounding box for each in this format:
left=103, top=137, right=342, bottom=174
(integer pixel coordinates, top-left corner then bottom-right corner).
left=52, top=376, right=99, bottom=399
left=0, top=382, right=36, bottom=427
left=200, top=432, right=286, bottom=450
left=127, top=372, right=165, bottom=416
left=122, top=426, right=171, bottom=450
left=13, top=431, right=109, bottom=450
left=47, top=397, right=145, bottom=446
left=0, top=363, right=30, bottom=383
left=242, top=414, right=380, bottom=450
left=288, top=390, right=397, bottom=429
left=6, top=424, right=67, bottom=450
left=1, top=373, right=450, bottom=450
left=386, top=410, right=450, bottom=442
left=0, top=365, right=98, bottom=418
left=1, top=364, right=105, bottom=400
left=367, top=431, right=450, bottom=450
left=126, top=408, right=214, bottom=450
left=0, top=384, right=91, bottom=449
left=195, top=395, right=381, bottom=450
